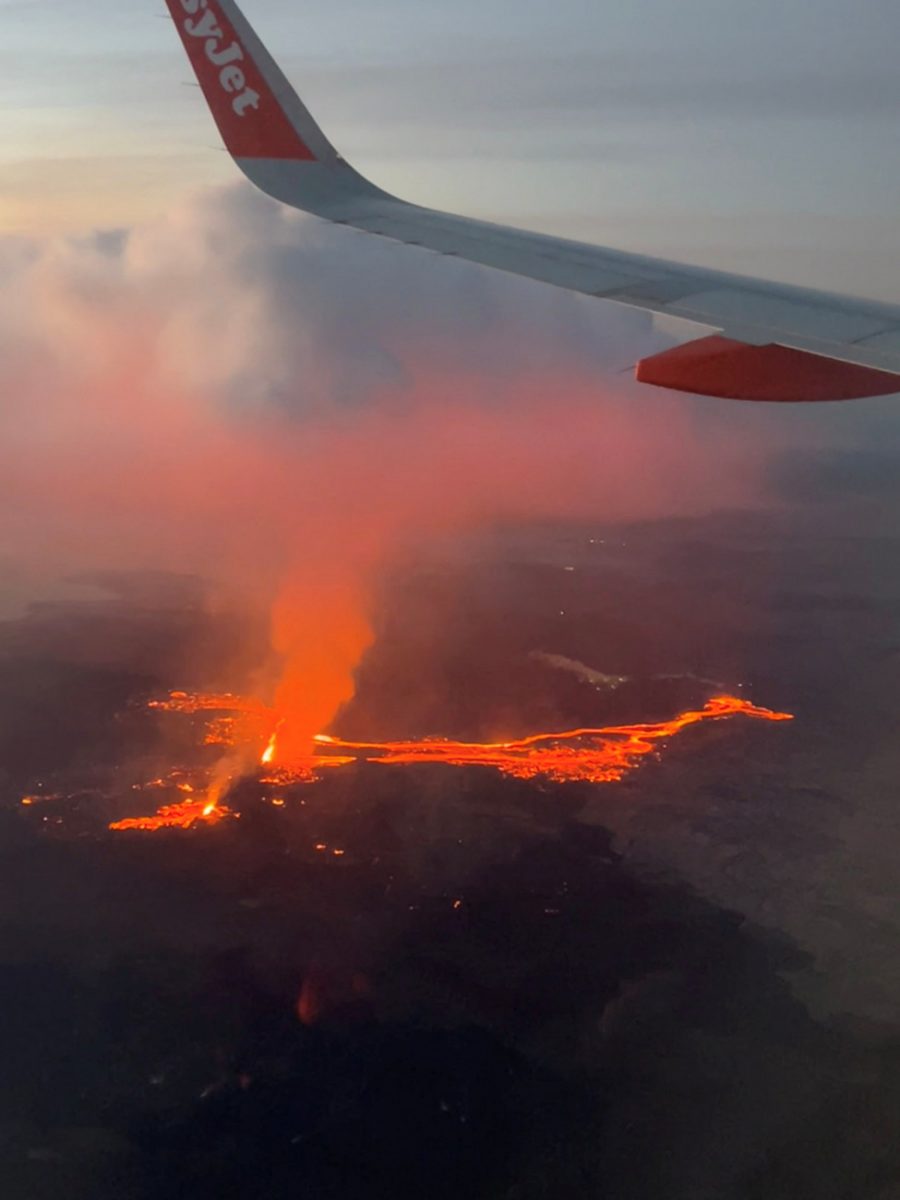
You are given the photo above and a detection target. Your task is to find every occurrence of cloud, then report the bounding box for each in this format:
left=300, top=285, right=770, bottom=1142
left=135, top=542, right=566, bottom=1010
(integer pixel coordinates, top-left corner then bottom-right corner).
left=0, top=184, right=780, bottom=743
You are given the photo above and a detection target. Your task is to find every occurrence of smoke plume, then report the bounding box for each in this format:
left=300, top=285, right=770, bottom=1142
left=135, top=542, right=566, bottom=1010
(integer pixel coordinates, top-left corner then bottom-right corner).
left=0, top=185, right=777, bottom=748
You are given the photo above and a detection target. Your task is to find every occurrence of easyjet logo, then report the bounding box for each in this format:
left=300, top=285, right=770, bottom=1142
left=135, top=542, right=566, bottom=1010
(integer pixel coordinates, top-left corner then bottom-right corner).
left=179, top=0, right=260, bottom=117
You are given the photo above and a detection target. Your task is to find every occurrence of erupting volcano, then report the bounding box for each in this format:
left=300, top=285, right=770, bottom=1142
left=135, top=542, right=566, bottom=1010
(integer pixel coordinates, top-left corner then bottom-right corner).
left=108, top=691, right=793, bottom=832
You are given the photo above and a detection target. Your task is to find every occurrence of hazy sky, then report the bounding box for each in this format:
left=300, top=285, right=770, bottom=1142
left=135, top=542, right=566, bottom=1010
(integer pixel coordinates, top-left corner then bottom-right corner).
left=2, top=0, right=900, bottom=298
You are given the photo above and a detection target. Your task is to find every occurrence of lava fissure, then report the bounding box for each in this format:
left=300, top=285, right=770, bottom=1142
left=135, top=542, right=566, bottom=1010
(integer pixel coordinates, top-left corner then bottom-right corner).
left=108, top=692, right=793, bottom=831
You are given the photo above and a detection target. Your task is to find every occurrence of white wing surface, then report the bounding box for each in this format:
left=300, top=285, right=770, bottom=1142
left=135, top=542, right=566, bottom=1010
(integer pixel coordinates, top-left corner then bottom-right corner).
left=163, top=0, right=900, bottom=402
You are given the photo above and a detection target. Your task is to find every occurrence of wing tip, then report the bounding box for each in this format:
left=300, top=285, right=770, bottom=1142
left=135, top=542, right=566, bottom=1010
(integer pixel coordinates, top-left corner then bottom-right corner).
left=636, top=335, right=900, bottom=402
left=165, top=0, right=322, bottom=163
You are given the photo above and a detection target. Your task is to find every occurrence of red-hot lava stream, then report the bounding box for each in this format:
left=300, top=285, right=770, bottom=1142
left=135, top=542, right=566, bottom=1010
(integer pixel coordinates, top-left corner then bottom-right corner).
left=109, top=693, right=793, bottom=831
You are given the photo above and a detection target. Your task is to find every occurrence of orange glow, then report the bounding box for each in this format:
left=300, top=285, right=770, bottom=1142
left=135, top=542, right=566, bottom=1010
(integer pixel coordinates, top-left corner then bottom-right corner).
left=20, top=793, right=61, bottom=806
left=269, top=755, right=357, bottom=777
left=318, top=695, right=792, bottom=784
left=148, top=691, right=268, bottom=716
left=150, top=689, right=792, bottom=782
left=261, top=728, right=279, bottom=765
left=296, top=976, right=324, bottom=1026
left=107, top=691, right=792, bottom=831
left=269, top=572, right=376, bottom=763
left=109, top=798, right=235, bottom=832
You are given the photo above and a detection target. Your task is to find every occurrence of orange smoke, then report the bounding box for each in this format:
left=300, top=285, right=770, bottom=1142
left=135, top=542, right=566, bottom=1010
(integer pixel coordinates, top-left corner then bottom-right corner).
left=269, top=571, right=375, bottom=757
left=0, top=189, right=793, bottom=749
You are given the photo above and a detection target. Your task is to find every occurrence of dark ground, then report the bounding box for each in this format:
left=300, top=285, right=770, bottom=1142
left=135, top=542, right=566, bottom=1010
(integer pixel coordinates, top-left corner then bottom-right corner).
left=2, top=510, right=900, bottom=1199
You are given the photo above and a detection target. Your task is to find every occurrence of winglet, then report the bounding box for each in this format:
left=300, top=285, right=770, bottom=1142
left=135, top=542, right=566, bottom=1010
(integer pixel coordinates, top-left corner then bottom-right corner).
left=164, top=0, right=390, bottom=216
left=161, top=2, right=900, bottom=403
left=164, top=0, right=336, bottom=163
left=636, top=335, right=900, bottom=401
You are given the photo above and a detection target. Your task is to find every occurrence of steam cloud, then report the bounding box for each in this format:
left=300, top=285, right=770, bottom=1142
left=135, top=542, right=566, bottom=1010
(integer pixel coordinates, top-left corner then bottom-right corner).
left=0, top=185, right=778, bottom=745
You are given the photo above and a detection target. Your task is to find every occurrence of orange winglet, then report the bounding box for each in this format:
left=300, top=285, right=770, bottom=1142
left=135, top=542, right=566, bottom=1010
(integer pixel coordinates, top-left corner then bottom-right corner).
left=636, top=335, right=900, bottom=401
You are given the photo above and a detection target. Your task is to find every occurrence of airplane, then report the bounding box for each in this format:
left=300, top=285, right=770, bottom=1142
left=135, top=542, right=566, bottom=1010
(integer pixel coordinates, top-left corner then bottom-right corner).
left=163, top=0, right=900, bottom=403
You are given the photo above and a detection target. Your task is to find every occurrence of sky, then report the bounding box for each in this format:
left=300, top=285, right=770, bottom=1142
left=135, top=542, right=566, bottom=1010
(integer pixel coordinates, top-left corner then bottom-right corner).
left=3, top=0, right=900, bottom=639
left=2, top=0, right=900, bottom=300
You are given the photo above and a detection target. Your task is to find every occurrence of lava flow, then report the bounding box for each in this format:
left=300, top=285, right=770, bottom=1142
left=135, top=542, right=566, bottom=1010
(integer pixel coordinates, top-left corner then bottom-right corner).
left=108, top=692, right=793, bottom=831
left=110, top=798, right=223, bottom=832
left=315, top=696, right=792, bottom=783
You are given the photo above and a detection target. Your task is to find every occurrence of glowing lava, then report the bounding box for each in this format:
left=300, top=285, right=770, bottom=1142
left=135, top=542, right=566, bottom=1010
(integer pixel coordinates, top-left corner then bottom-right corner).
left=109, top=798, right=234, bottom=832
left=108, top=692, right=792, bottom=831
left=314, top=696, right=792, bottom=784
left=261, top=727, right=279, bottom=765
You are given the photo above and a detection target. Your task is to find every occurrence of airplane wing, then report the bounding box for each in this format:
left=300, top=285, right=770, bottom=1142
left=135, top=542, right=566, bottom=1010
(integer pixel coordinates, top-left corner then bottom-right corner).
left=163, top=0, right=900, bottom=402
